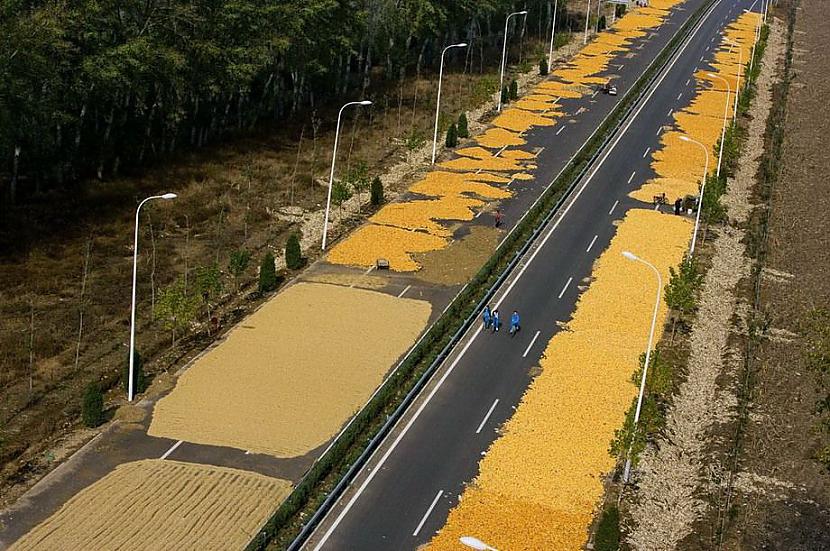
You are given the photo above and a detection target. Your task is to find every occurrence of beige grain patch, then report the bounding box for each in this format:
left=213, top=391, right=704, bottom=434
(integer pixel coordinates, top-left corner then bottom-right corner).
left=414, top=226, right=503, bottom=286
left=149, top=283, right=430, bottom=456
left=9, top=459, right=291, bottom=551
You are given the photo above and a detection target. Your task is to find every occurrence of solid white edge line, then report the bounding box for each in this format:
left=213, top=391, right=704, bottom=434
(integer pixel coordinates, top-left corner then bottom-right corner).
left=608, top=199, right=619, bottom=215
left=412, top=490, right=444, bottom=537
left=475, top=399, right=501, bottom=434
left=161, top=440, right=183, bottom=460
left=522, top=331, right=542, bottom=359
left=557, top=277, right=573, bottom=299
left=586, top=234, right=599, bottom=253
left=312, top=2, right=723, bottom=544
left=398, top=285, right=412, bottom=298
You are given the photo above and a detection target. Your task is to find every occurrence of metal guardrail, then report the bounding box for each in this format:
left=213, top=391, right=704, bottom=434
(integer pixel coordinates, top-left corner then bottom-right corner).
left=247, top=1, right=722, bottom=548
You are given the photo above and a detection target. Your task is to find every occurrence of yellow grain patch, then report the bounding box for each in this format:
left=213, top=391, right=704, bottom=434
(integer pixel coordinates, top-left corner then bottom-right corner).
left=371, top=197, right=482, bottom=236
left=328, top=225, right=447, bottom=271
left=9, top=460, right=291, bottom=551
left=491, top=108, right=556, bottom=134
left=476, top=127, right=526, bottom=148
left=629, top=177, right=700, bottom=203
left=534, top=81, right=586, bottom=99
left=428, top=210, right=692, bottom=550
left=149, top=282, right=431, bottom=456
left=409, top=171, right=511, bottom=200
left=512, top=172, right=534, bottom=181
left=440, top=155, right=525, bottom=172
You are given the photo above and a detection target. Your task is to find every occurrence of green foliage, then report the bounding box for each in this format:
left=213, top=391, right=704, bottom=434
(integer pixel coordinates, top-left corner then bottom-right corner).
left=665, top=255, right=703, bottom=319
left=122, top=349, right=147, bottom=395
left=539, top=57, right=549, bottom=76
left=259, top=252, right=278, bottom=294
left=517, top=59, right=532, bottom=74
left=345, top=160, right=370, bottom=208
left=471, top=76, right=499, bottom=105
left=405, top=130, right=426, bottom=151
left=370, top=176, right=384, bottom=206
left=457, top=112, right=469, bottom=139
left=599, top=15, right=607, bottom=31
left=331, top=180, right=353, bottom=218
left=702, top=174, right=728, bottom=223
left=154, top=278, right=198, bottom=345
left=82, top=382, right=105, bottom=428
left=285, top=232, right=303, bottom=270
left=509, top=79, right=519, bottom=101
left=801, top=308, right=830, bottom=469
left=594, top=505, right=621, bottom=551
left=193, top=263, right=222, bottom=330
left=445, top=122, right=458, bottom=148
left=616, top=4, right=627, bottom=17
left=501, top=86, right=510, bottom=105
left=229, top=249, right=252, bottom=287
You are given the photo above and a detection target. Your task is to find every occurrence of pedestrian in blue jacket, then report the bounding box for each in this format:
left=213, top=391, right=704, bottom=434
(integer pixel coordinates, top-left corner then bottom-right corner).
left=510, top=310, right=521, bottom=336
left=492, top=309, right=501, bottom=333
left=482, top=306, right=492, bottom=329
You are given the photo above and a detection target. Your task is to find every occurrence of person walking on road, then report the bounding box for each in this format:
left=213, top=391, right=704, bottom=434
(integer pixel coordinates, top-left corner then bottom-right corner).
left=494, top=208, right=503, bottom=228
left=509, top=310, right=521, bottom=336
left=492, top=309, right=501, bottom=333
left=482, top=305, right=492, bottom=330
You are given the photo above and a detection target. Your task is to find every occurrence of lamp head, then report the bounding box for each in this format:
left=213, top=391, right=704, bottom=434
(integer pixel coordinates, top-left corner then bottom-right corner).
left=359, top=100, right=372, bottom=106
left=460, top=536, right=490, bottom=550
left=456, top=42, right=468, bottom=48
left=161, top=193, right=177, bottom=200
left=622, top=251, right=638, bottom=261
left=519, top=10, right=528, bottom=14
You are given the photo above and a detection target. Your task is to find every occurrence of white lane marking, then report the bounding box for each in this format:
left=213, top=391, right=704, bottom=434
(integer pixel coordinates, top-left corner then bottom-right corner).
left=495, top=145, right=509, bottom=157
left=535, top=146, right=546, bottom=157
left=700, top=55, right=704, bottom=62
left=618, top=64, right=625, bottom=70
left=398, top=285, right=412, bottom=298
left=522, top=332, right=541, bottom=358
left=654, top=202, right=661, bottom=211
left=642, top=147, right=651, bottom=158
left=558, top=277, right=573, bottom=299
left=161, top=440, right=183, bottom=460
left=668, top=108, right=674, bottom=117
left=475, top=399, right=501, bottom=434
left=591, top=90, right=598, bottom=98
left=694, top=66, right=699, bottom=72
left=586, top=234, right=599, bottom=253
left=313, top=5, right=722, bottom=543
left=676, top=92, right=683, bottom=100
left=412, top=490, right=444, bottom=536
left=685, top=78, right=691, bottom=86
left=656, top=126, right=663, bottom=136
left=609, top=200, right=619, bottom=215
left=474, top=211, right=483, bottom=218
left=705, top=45, right=710, bottom=52
left=628, top=171, right=637, bottom=184
left=556, top=126, right=565, bottom=135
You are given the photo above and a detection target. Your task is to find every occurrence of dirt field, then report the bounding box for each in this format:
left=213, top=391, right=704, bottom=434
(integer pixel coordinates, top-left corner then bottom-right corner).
left=713, top=1, right=830, bottom=548
left=148, top=282, right=431, bottom=456
left=8, top=459, right=291, bottom=551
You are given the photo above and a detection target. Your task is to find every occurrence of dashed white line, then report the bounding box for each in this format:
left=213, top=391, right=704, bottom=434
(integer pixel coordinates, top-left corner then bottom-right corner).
left=522, top=332, right=541, bottom=358
left=618, top=64, right=625, bottom=70
left=412, top=490, right=444, bottom=536
left=558, top=277, right=573, bottom=299
left=656, top=126, right=663, bottom=136
left=642, top=147, right=651, bottom=158
left=398, top=285, right=412, bottom=298
left=586, top=234, right=599, bottom=253
left=609, top=200, right=619, bottom=215
left=591, top=90, right=598, bottom=98
left=700, top=55, right=704, bottom=62
left=628, top=171, right=637, bottom=184
left=676, top=92, right=683, bottom=100
left=161, top=440, right=183, bottom=460
left=705, top=45, right=710, bottom=52
left=556, top=126, right=565, bottom=135
left=495, top=145, right=509, bottom=157
left=685, top=78, right=691, bottom=86
left=475, top=399, right=501, bottom=434
left=534, top=146, right=546, bottom=157
left=668, top=108, right=674, bottom=117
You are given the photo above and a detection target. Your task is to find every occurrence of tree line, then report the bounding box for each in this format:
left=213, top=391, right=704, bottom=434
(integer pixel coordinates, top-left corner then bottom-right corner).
left=1, top=0, right=576, bottom=203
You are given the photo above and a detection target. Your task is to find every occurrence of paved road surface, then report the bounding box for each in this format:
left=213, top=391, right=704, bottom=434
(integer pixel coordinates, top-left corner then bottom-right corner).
left=307, top=0, right=759, bottom=548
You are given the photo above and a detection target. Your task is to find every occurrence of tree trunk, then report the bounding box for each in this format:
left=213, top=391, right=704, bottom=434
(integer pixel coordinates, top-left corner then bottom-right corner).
left=75, top=237, right=93, bottom=370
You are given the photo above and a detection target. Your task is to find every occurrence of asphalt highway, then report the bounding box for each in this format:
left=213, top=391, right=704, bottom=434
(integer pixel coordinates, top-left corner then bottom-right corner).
left=306, top=0, right=759, bottom=548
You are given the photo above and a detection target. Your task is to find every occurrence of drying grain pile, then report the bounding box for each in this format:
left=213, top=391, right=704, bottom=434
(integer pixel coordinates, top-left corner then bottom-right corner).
left=9, top=460, right=291, bottom=551
left=327, top=0, right=683, bottom=274
left=428, top=210, right=691, bottom=550
left=632, top=11, right=761, bottom=203
left=149, top=282, right=430, bottom=456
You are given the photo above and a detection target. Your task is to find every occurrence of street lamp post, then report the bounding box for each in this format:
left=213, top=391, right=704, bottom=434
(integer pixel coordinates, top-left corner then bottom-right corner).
left=432, top=42, right=468, bottom=164
left=128, top=192, right=177, bottom=401
left=498, top=10, right=528, bottom=112
left=679, top=135, right=710, bottom=256
left=460, top=536, right=499, bottom=551
left=707, top=72, right=731, bottom=178
left=321, top=100, right=372, bottom=250
left=584, top=0, right=592, bottom=44
left=621, top=251, right=663, bottom=483
left=725, top=38, right=743, bottom=120
left=548, top=0, right=559, bottom=70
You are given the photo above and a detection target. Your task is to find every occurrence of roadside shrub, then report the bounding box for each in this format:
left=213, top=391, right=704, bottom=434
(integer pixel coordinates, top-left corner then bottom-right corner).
left=285, top=233, right=303, bottom=270
left=539, top=57, right=549, bottom=76
left=445, top=122, right=458, bottom=148
left=509, top=78, right=519, bottom=100
left=457, top=112, right=469, bottom=139
left=259, top=251, right=278, bottom=293
left=501, top=86, right=510, bottom=105
left=370, top=176, right=384, bottom=206
left=229, top=249, right=251, bottom=287
left=665, top=254, right=703, bottom=334
left=599, top=15, right=607, bottom=30
left=82, top=383, right=104, bottom=428
left=594, top=505, right=621, bottom=551
left=122, top=350, right=147, bottom=395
